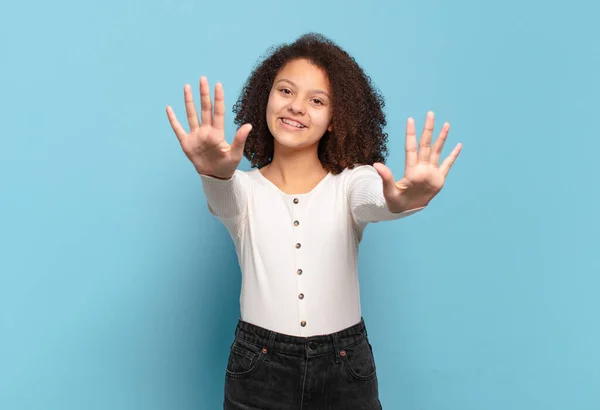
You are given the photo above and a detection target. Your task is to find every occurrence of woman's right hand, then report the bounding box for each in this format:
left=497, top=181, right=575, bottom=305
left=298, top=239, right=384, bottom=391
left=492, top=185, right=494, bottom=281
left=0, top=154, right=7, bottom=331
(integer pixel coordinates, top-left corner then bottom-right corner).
left=166, top=77, right=252, bottom=179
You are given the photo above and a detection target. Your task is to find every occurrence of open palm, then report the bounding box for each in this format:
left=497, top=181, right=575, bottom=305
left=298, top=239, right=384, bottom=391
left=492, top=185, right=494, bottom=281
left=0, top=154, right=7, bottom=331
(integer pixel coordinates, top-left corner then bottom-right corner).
left=373, top=111, right=462, bottom=212
left=166, top=76, right=252, bottom=179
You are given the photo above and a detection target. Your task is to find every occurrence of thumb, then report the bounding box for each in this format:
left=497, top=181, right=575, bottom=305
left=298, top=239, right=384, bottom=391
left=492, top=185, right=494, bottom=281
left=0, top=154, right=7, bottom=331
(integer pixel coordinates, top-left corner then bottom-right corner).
left=372, top=162, right=397, bottom=198
left=230, top=124, right=252, bottom=158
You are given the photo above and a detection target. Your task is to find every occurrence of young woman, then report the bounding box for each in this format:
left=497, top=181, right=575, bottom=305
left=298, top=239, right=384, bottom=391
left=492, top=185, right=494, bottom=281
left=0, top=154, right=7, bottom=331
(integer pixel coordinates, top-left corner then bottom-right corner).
left=166, top=33, right=461, bottom=410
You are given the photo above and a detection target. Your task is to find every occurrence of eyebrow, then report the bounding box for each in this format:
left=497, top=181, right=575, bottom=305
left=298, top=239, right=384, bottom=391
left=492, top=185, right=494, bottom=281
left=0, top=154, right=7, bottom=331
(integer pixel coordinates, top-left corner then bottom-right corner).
left=276, top=79, right=330, bottom=98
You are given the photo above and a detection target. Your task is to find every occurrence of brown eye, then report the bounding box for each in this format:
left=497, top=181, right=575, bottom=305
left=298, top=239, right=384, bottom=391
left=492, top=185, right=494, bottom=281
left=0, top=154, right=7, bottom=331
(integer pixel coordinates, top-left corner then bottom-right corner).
left=280, top=88, right=292, bottom=94
left=312, top=99, right=323, bottom=105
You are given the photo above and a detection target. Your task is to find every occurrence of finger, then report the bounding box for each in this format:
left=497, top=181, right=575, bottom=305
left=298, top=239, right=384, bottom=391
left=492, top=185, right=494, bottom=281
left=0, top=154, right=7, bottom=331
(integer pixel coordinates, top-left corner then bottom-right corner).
left=439, top=143, right=463, bottom=178
left=230, top=124, right=253, bottom=158
left=166, top=105, right=187, bottom=142
left=405, top=117, right=418, bottom=170
left=417, top=111, right=435, bottom=163
left=430, top=122, right=450, bottom=166
left=372, top=162, right=397, bottom=199
left=200, top=76, right=213, bottom=126
left=184, top=84, right=200, bottom=131
left=213, top=82, right=225, bottom=131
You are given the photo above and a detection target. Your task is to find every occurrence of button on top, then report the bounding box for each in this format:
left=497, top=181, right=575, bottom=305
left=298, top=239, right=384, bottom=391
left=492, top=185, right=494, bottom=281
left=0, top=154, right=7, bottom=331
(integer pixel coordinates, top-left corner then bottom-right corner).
left=295, top=243, right=301, bottom=249
left=293, top=220, right=299, bottom=226
left=298, top=293, right=304, bottom=299
left=293, top=198, right=299, bottom=204
left=300, top=321, right=307, bottom=327
left=297, top=269, right=303, bottom=275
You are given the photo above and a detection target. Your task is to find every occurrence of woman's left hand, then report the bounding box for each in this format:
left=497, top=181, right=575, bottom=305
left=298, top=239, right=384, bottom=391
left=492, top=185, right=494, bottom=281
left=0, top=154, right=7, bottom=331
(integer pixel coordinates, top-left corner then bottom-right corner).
left=373, top=111, right=462, bottom=213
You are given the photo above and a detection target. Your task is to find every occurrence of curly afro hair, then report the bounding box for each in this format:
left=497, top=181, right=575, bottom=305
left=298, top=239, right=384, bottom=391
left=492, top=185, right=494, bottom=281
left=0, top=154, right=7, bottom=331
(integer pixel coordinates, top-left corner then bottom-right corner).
left=232, top=33, right=390, bottom=175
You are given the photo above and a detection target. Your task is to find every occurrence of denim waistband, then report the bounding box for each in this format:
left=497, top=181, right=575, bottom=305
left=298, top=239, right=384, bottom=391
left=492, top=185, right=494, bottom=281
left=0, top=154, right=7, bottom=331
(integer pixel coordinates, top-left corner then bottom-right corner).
left=233, top=317, right=369, bottom=360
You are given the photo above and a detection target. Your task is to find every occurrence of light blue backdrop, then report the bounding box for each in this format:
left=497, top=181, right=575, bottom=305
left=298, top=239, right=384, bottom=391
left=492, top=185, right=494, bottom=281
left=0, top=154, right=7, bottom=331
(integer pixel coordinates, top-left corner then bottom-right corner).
left=1, top=0, right=598, bottom=409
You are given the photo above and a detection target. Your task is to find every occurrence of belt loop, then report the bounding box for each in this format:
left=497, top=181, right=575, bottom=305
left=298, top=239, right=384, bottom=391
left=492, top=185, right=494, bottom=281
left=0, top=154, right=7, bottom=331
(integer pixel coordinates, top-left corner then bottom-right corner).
left=358, top=316, right=369, bottom=336
left=264, top=331, right=276, bottom=361
left=331, top=331, right=342, bottom=364
left=267, top=331, right=276, bottom=351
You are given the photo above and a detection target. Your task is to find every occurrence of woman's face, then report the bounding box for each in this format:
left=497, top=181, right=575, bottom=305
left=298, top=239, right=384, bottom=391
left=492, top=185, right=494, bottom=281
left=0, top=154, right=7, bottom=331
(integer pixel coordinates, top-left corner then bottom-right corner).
left=266, top=58, right=333, bottom=152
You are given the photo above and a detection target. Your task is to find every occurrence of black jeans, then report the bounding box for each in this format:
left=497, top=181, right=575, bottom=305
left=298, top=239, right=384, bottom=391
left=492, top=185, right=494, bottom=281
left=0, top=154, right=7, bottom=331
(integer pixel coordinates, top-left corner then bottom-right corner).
left=223, top=317, right=382, bottom=409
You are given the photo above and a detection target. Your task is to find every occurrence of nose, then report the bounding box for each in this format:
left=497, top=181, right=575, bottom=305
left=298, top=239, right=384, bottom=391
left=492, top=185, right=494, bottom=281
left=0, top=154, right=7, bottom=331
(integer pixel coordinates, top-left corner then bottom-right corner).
left=287, top=96, right=306, bottom=115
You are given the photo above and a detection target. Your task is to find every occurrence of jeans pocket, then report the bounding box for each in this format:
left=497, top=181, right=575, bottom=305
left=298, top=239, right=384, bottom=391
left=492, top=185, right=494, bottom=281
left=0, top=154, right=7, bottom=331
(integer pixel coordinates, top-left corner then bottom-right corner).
left=341, top=337, right=377, bottom=382
left=226, top=338, right=264, bottom=378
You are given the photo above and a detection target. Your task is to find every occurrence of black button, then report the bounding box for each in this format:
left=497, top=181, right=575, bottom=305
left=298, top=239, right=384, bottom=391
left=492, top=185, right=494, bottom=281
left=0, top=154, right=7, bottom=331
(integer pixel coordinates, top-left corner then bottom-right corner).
left=295, top=243, right=301, bottom=249
left=297, top=269, right=303, bottom=275
left=308, top=341, right=317, bottom=350
left=293, top=220, right=299, bottom=226
left=293, top=198, right=299, bottom=204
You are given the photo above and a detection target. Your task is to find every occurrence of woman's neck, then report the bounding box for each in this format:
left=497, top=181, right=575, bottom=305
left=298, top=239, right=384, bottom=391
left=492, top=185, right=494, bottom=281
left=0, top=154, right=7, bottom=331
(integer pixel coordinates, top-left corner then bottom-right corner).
left=260, top=148, right=329, bottom=194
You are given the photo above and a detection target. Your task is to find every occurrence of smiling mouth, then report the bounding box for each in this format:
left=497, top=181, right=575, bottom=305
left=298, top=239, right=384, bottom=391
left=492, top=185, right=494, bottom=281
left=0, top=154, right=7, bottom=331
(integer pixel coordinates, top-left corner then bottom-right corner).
left=280, top=118, right=306, bottom=129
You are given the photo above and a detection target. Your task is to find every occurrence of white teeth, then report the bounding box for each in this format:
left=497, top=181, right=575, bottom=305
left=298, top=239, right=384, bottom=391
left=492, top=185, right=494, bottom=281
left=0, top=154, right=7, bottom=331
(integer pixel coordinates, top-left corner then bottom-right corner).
left=282, top=118, right=304, bottom=128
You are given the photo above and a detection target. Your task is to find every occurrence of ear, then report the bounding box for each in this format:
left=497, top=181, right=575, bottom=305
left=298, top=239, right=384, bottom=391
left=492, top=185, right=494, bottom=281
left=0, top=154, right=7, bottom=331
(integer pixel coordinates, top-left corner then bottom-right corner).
left=327, top=123, right=333, bottom=132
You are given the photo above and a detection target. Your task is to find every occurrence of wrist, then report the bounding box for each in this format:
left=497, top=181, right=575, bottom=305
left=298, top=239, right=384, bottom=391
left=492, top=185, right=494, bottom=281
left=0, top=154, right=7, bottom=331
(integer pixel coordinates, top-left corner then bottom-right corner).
left=196, top=168, right=234, bottom=180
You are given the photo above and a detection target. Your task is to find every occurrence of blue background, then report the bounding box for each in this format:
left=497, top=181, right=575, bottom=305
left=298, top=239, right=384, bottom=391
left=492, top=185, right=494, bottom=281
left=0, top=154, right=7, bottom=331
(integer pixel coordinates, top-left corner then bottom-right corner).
left=1, top=0, right=598, bottom=409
